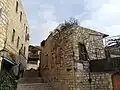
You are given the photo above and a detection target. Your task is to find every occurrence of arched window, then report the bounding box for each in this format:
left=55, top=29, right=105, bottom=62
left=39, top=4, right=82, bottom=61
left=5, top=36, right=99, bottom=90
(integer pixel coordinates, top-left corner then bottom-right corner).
left=26, top=26, right=28, bottom=33
left=12, top=29, right=15, bottom=43
left=20, top=11, right=22, bottom=22
left=16, top=1, right=18, bottom=13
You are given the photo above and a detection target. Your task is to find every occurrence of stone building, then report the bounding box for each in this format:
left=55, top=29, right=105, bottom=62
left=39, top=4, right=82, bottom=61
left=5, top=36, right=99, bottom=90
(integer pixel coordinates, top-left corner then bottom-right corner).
left=40, top=22, right=117, bottom=90
left=27, top=45, right=41, bottom=70
left=0, top=0, right=29, bottom=79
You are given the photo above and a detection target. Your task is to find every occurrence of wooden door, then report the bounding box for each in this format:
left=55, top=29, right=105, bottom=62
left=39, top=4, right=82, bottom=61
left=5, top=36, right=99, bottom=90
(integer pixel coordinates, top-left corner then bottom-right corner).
left=113, top=74, right=120, bottom=90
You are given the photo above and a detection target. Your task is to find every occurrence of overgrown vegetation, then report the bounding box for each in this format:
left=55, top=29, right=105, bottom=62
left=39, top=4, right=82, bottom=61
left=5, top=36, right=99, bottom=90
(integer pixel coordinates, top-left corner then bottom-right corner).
left=54, top=18, right=79, bottom=34
left=0, top=70, right=17, bottom=90
left=60, top=17, right=79, bottom=30
left=52, top=17, right=79, bottom=40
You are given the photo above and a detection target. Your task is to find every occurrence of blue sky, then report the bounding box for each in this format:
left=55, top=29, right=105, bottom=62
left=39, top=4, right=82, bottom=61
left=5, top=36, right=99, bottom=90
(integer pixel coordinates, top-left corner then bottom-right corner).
left=22, top=0, right=120, bottom=45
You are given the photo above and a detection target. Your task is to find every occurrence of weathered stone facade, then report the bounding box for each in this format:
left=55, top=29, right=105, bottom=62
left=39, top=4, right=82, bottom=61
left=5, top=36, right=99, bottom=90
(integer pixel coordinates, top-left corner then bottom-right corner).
left=41, top=25, right=113, bottom=90
left=40, top=28, right=74, bottom=90
left=73, top=27, right=113, bottom=90
left=0, top=0, right=29, bottom=76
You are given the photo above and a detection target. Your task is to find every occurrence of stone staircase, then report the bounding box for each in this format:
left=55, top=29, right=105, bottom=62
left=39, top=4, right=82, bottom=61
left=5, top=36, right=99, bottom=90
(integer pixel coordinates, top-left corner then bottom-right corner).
left=17, top=69, right=53, bottom=90
left=18, top=77, right=44, bottom=84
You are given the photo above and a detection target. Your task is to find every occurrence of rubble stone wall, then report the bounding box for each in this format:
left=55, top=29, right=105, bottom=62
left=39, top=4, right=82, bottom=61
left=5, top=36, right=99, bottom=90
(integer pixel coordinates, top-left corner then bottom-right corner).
left=75, top=72, right=113, bottom=90
left=41, top=26, right=113, bottom=90
left=73, top=27, right=113, bottom=90
left=41, top=29, right=75, bottom=90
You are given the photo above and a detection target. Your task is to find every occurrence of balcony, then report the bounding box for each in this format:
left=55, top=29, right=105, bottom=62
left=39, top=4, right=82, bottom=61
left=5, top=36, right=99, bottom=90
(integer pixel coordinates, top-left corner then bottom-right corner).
left=28, top=54, right=39, bottom=60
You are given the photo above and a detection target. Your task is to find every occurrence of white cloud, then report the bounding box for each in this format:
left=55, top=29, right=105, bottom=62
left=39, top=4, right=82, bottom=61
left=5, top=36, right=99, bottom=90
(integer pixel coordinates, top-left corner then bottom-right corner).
left=38, top=4, right=59, bottom=40
left=104, top=25, right=120, bottom=36
left=40, top=21, right=59, bottom=40
left=30, top=4, right=59, bottom=44
left=80, top=0, right=120, bottom=36
left=23, top=0, right=120, bottom=44
left=38, top=4, right=57, bottom=21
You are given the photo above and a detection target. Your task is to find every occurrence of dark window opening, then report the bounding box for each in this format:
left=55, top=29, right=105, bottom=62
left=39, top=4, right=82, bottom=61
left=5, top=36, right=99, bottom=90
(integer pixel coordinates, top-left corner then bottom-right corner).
left=0, top=8, right=2, bottom=17
left=26, top=26, right=28, bottom=33
left=21, top=44, right=23, bottom=50
left=20, top=11, right=22, bottom=22
left=19, top=49, right=20, bottom=55
left=24, top=46, right=26, bottom=55
left=12, top=29, right=15, bottom=43
left=78, top=43, right=88, bottom=61
left=66, top=68, right=72, bottom=72
left=16, top=1, right=18, bottom=13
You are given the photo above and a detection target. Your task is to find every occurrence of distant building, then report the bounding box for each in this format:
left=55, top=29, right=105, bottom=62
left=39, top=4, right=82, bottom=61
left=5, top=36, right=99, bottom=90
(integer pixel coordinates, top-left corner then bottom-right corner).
left=0, top=0, right=29, bottom=79
left=40, top=22, right=113, bottom=90
left=105, top=35, right=120, bottom=58
left=27, top=45, right=41, bottom=70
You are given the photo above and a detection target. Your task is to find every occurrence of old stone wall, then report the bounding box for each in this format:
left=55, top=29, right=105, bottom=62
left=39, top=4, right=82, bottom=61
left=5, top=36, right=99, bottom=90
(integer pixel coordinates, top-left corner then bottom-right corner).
left=73, top=26, right=105, bottom=61
left=41, top=26, right=113, bottom=90
left=41, top=29, right=75, bottom=90
left=73, top=26, right=113, bottom=90
left=75, top=72, right=113, bottom=90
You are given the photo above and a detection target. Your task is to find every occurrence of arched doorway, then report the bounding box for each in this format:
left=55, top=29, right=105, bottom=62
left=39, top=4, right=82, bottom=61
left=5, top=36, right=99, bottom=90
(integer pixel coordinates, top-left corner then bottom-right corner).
left=112, top=74, right=120, bottom=90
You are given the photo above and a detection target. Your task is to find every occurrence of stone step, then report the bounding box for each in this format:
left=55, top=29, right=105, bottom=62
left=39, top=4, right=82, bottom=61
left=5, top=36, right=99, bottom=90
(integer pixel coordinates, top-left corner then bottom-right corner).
left=17, top=83, right=53, bottom=90
left=18, top=77, right=44, bottom=84
left=23, top=69, right=40, bottom=78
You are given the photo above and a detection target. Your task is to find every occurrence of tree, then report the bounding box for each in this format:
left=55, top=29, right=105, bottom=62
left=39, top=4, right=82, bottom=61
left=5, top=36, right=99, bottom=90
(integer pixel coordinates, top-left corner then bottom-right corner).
left=60, top=17, right=79, bottom=31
